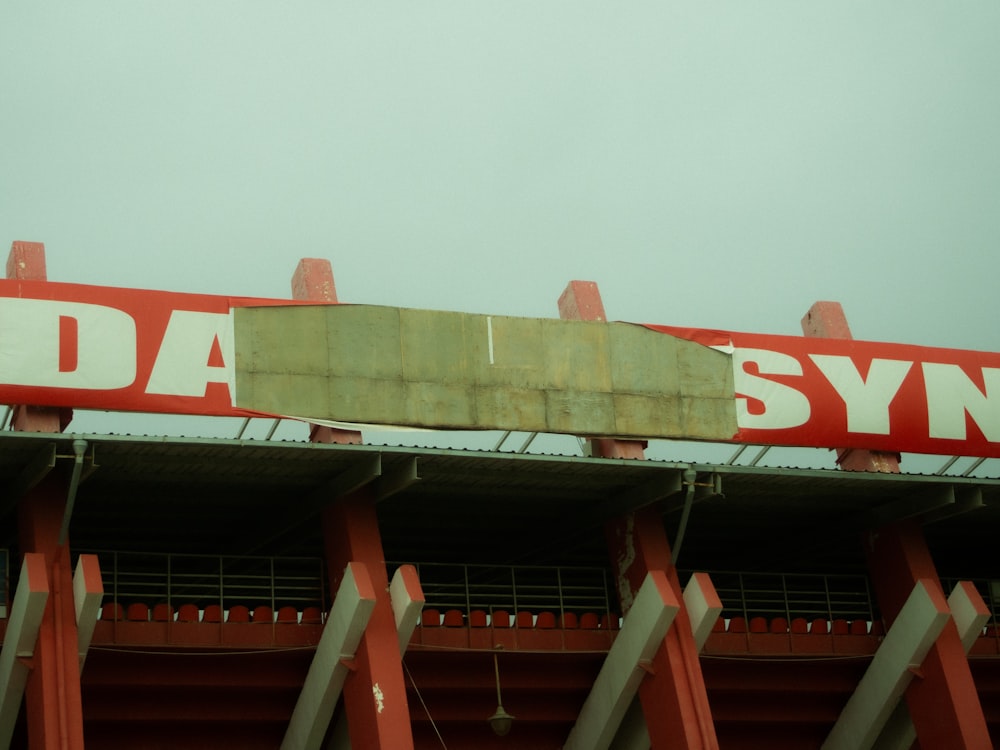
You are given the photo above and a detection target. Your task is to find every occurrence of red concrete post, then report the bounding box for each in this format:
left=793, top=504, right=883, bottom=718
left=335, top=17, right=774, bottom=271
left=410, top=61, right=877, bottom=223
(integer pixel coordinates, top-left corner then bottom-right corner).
left=802, top=300, right=991, bottom=748
left=6, top=241, right=86, bottom=749
left=6, top=242, right=70, bottom=433
left=295, top=257, right=412, bottom=746
left=560, top=280, right=718, bottom=750
left=291, top=258, right=361, bottom=445
left=323, top=493, right=415, bottom=750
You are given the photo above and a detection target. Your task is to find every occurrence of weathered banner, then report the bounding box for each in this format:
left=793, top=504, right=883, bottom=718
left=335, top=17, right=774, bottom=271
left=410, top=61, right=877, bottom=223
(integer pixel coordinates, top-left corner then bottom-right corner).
left=0, top=279, right=287, bottom=416
left=649, top=325, right=1000, bottom=458
left=1, top=279, right=998, bottom=457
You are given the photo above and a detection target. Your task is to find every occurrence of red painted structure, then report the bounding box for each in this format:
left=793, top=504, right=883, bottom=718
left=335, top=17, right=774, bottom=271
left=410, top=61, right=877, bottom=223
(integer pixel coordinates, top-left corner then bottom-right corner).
left=2, top=242, right=1000, bottom=749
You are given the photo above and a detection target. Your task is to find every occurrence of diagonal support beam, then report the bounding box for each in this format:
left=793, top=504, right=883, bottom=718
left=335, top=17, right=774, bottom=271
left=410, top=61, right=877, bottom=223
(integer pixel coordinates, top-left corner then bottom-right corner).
left=0, top=553, right=50, bottom=748
left=683, top=572, right=724, bottom=652
left=822, top=579, right=951, bottom=750
left=326, top=565, right=426, bottom=750
left=563, top=570, right=681, bottom=750
left=609, top=572, right=722, bottom=750
left=948, top=581, right=992, bottom=652
left=872, top=581, right=992, bottom=750
left=73, top=555, right=103, bottom=670
left=389, top=564, right=424, bottom=655
left=282, top=563, right=377, bottom=750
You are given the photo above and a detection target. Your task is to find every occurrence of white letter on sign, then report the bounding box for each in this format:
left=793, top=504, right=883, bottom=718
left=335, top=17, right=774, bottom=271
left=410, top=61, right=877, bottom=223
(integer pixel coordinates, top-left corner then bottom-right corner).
left=146, top=311, right=235, bottom=398
left=809, top=355, right=912, bottom=435
left=733, top=348, right=810, bottom=430
left=923, top=363, right=1000, bottom=442
left=0, top=298, right=136, bottom=389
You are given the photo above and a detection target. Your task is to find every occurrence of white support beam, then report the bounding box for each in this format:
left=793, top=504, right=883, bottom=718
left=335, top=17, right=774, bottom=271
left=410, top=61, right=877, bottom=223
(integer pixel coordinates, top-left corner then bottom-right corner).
left=389, top=564, right=424, bottom=656
left=73, top=554, right=103, bottom=670
left=948, top=581, right=991, bottom=653
left=683, top=572, right=723, bottom=652
left=871, top=580, right=992, bottom=750
left=563, top=570, right=681, bottom=750
left=822, top=579, right=951, bottom=750
left=325, top=564, right=426, bottom=750
left=608, top=572, right=721, bottom=750
left=282, top=563, right=377, bottom=750
left=0, top=553, right=50, bottom=749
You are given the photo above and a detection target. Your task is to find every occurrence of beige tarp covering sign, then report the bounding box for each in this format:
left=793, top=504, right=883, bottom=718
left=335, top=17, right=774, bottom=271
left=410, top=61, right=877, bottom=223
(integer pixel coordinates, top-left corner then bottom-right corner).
left=233, top=305, right=737, bottom=441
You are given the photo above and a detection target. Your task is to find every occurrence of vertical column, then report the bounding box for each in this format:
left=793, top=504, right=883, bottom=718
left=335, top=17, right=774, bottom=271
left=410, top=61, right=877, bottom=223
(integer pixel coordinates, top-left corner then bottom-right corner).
left=6, top=242, right=70, bottom=433
left=291, top=258, right=361, bottom=446
left=321, top=492, right=414, bottom=750
left=559, top=281, right=718, bottom=749
left=292, top=258, right=413, bottom=749
left=802, top=300, right=990, bottom=748
left=7, top=241, right=86, bottom=749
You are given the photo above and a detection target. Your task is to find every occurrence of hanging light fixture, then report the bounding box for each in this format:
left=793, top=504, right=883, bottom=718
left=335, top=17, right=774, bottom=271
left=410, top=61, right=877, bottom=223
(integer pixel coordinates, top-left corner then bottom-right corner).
left=488, top=649, right=515, bottom=736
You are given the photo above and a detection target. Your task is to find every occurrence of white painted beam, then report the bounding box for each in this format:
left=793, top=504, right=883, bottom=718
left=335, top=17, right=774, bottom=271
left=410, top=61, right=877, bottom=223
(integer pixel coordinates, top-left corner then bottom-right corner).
left=822, top=579, right=951, bottom=750
left=948, top=581, right=991, bottom=653
left=73, top=554, right=103, bottom=670
left=0, top=553, right=50, bottom=749
left=608, top=572, right=721, bottom=750
left=871, top=580, right=992, bottom=750
left=683, top=572, right=723, bottom=652
left=326, top=564, right=425, bottom=750
left=389, top=564, right=424, bottom=656
left=282, top=563, right=377, bottom=750
left=563, top=570, right=680, bottom=750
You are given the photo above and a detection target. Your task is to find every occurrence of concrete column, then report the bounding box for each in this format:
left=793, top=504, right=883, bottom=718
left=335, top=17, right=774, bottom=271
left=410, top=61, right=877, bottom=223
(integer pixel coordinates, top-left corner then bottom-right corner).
left=802, top=300, right=991, bottom=749
left=6, top=241, right=86, bottom=750
left=560, top=280, right=718, bottom=750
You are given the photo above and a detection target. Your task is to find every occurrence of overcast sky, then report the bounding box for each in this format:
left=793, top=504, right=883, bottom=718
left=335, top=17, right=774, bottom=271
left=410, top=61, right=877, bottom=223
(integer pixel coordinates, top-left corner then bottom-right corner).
left=2, top=3, right=998, bottom=471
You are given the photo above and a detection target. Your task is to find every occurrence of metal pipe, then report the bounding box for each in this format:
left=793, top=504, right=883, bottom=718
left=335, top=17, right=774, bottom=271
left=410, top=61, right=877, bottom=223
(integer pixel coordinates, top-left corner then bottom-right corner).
left=57, top=439, right=88, bottom=546
left=671, top=468, right=698, bottom=566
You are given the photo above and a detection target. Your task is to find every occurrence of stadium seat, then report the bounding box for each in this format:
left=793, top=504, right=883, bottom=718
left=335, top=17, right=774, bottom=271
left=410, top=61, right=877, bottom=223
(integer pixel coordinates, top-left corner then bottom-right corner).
left=491, top=611, right=511, bottom=628
left=126, top=603, right=150, bottom=622
left=151, top=603, right=174, bottom=622
left=300, top=606, right=323, bottom=625
left=579, top=612, right=600, bottom=630
left=101, top=602, right=124, bottom=621
left=176, top=603, right=200, bottom=622
left=535, top=612, right=556, bottom=629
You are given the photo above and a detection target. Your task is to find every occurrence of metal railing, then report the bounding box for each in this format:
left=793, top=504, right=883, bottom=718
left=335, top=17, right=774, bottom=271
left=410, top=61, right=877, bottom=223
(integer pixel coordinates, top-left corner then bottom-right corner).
left=0, top=547, right=937, bottom=630
left=708, top=570, right=877, bottom=623
left=78, top=550, right=328, bottom=614
left=391, top=561, right=616, bottom=620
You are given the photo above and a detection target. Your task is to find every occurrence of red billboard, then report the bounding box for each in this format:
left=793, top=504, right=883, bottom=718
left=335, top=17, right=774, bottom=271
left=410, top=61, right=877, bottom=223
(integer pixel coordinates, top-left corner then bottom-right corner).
left=1, top=278, right=998, bottom=458
left=650, top=325, right=1000, bottom=458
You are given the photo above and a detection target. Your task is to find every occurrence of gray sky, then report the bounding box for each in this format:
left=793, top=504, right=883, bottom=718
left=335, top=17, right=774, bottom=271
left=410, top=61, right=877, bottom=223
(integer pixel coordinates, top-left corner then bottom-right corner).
left=2, top=3, right=999, bottom=470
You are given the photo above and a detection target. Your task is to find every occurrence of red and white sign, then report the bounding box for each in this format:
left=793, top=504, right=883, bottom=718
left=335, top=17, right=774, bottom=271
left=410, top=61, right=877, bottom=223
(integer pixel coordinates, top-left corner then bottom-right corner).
left=0, top=279, right=292, bottom=417
left=649, top=325, right=1000, bottom=458
left=2, top=279, right=999, bottom=458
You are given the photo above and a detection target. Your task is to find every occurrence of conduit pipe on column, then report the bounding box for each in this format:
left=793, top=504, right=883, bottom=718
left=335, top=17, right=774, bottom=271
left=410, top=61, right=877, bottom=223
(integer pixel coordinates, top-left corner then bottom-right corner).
left=58, top=439, right=88, bottom=546
left=670, top=468, right=698, bottom=566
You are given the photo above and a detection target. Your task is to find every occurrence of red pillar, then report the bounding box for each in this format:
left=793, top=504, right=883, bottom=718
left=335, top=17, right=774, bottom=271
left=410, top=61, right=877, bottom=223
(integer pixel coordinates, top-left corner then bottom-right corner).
left=7, top=241, right=85, bottom=749
left=559, top=280, right=718, bottom=749
left=291, top=258, right=361, bottom=446
left=292, top=258, right=414, bottom=748
left=802, top=300, right=990, bottom=748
